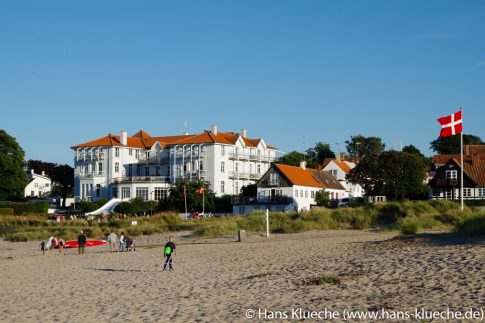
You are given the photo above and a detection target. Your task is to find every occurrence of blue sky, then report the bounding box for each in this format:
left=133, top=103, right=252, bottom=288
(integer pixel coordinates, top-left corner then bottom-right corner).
left=1, top=1, right=484, bottom=165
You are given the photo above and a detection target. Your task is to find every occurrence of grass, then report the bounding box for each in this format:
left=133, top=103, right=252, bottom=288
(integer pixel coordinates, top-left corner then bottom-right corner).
left=1, top=200, right=484, bottom=241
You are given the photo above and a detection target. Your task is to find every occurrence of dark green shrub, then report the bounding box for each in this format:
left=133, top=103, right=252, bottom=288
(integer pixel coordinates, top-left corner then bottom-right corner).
left=457, top=215, right=485, bottom=235
left=0, top=208, right=13, bottom=215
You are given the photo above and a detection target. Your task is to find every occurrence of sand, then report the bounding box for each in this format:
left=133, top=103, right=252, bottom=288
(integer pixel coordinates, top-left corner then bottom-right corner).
left=0, top=230, right=483, bottom=322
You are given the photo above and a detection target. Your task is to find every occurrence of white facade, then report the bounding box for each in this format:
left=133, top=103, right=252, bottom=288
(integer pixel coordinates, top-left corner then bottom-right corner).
left=72, top=128, right=278, bottom=202
left=25, top=170, right=51, bottom=198
left=322, top=160, right=363, bottom=198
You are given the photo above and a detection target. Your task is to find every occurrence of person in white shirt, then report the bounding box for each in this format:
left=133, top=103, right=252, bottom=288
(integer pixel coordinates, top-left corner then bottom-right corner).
left=118, top=232, right=126, bottom=252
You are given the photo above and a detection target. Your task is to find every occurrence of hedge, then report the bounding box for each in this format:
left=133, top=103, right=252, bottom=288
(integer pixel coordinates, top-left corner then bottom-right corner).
left=0, top=201, right=49, bottom=215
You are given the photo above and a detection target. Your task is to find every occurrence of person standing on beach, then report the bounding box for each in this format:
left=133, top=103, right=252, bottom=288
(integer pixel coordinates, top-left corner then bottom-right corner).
left=107, top=231, right=118, bottom=252
left=78, top=230, right=86, bottom=255
left=162, top=236, right=176, bottom=272
left=119, top=232, right=126, bottom=252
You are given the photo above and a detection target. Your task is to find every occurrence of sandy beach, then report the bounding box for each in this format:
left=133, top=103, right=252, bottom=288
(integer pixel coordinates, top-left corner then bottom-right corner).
left=0, top=230, right=483, bottom=322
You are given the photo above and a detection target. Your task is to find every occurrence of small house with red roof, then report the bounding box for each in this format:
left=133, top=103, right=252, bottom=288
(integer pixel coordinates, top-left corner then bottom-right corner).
left=232, top=161, right=346, bottom=214
left=320, top=156, right=363, bottom=199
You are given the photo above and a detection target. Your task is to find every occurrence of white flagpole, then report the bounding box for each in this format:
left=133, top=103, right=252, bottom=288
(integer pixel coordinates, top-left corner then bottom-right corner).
left=266, top=209, right=269, bottom=238
left=202, top=188, right=205, bottom=215
left=184, top=186, right=188, bottom=219
left=460, top=109, right=464, bottom=211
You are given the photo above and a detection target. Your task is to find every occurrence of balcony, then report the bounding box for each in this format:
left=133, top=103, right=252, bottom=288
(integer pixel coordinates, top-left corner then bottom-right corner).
left=113, top=176, right=171, bottom=184
left=75, top=152, right=105, bottom=162
left=229, top=153, right=273, bottom=162
left=231, top=196, right=293, bottom=205
left=137, top=155, right=169, bottom=164
left=228, top=172, right=263, bottom=180
left=79, top=172, right=105, bottom=179
left=173, top=151, right=206, bottom=159
left=174, top=170, right=206, bottom=179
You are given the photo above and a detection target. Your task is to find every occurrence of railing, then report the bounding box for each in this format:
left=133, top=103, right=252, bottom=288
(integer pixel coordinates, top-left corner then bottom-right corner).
left=229, top=172, right=261, bottom=180
left=113, top=176, right=170, bottom=183
left=79, top=172, right=105, bottom=178
left=174, top=170, right=206, bottom=179
left=173, top=151, right=206, bottom=158
left=138, top=155, right=169, bottom=163
left=76, top=152, right=105, bottom=162
left=228, top=153, right=273, bottom=162
left=231, top=196, right=293, bottom=205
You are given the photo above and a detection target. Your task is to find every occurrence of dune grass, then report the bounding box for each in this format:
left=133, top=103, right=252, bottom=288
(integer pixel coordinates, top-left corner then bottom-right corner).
left=1, top=200, right=484, bottom=241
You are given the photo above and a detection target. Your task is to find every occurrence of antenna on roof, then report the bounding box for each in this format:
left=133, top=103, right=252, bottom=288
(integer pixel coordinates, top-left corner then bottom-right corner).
left=183, top=121, right=189, bottom=136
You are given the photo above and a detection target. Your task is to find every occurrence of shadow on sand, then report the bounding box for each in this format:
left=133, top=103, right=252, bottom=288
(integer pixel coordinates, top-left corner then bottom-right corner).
left=85, top=267, right=144, bottom=273
left=390, top=232, right=484, bottom=247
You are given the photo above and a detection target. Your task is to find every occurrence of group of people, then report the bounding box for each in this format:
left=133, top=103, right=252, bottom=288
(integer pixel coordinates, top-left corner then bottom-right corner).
left=40, top=235, right=65, bottom=254
left=40, top=230, right=177, bottom=272
left=106, top=231, right=133, bottom=252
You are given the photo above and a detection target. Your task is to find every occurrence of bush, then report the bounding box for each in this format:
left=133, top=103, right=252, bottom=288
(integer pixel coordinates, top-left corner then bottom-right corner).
left=0, top=201, right=48, bottom=215
left=456, top=215, right=485, bottom=235
left=398, top=219, right=419, bottom=235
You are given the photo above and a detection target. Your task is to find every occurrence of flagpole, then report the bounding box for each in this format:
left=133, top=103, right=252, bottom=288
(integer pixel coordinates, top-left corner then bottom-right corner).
left=460, top=109, right=464, bottom=211
left=184, top=185, right=188, bottom=219
left=202, top=188, right=205, bottom=215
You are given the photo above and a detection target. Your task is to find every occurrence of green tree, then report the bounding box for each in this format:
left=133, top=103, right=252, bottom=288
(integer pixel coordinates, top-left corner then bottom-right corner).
left=305, top=142, right=335, bottom=166
left=345, top=135, right=385, bottom=158
left=0, top=130, right=28, bottom=200
left=50, top=164, right=74, bottom=207
left=347, top=150, right=429, bottom=200
left=277, top=151, right=305, bottom=167
left=314, top=190, right=330, bottom=207
left=430, top=134, right=483, bottom=154
left=241, top=184, right=257, bottom=196
left=160, top=179, right=215, bottom=213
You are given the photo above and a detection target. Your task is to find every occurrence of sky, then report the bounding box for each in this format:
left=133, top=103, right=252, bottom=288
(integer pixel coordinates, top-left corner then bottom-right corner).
left=1, top=1, right=484, bottom=166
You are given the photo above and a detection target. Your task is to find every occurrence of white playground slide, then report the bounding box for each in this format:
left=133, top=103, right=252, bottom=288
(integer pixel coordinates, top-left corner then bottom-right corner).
left=86, top=198, right=128, bottom=215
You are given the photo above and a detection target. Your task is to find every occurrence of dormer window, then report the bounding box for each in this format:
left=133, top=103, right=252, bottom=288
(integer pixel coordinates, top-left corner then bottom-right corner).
left=445, top=170, right=457, bottom=179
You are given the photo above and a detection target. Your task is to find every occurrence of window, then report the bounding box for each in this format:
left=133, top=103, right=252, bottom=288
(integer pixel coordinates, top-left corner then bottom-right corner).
left=129, top=149, right=133, bottom=156
left=112, top=187, right=118, bottom=198
left=235, top=162, right=239, bottom=172
left=96, top=184, right=101, bottom=197
left=250, top=164, right=253, bottom=174
left=300, top=190, right=303, bottom=198
left=145, top=167, right=150, bottom=176
left=330, top=170, right=337, bottom=177
left=45, top=183, right=49, bottom=187
left=221, top=180, right=225, bottom=193
left=154, top=187, right=168, bottom=200
left=446, top=170, right=457, bottom=179
left=90, top=184, right=93, bottom=193
left=257, top=164, right=261, bottom=174
left=128, top=164, right=133, bottom=176
left=35, top=183, right=38, bottom=188
left=235, top=181, right=239, bottom=194
left=155, top=166, right=161, bottom=176
left=463, top=188, right=471, bottom=197
left=137, top=164, right=141, bottom=176
left=221, top=161, right=225, bottom=173
left=121, top=187, right=131, bottom=199
left=295, top=189, right=298, bottom=197
left=115, top=147, right=120, bottom=158
left=98, top=162, right=103, bottom=174
left=479, top=188, right=485, bottom=197
left=311, top=191, right=315, bottom=198
left=305, top=190, right=308, bottom=198
left=269, top=173, right=279, bottom=186
left=136, top=187, right=149, bottom=200
left=221, top=146, right=225, bottom=156
left=200, top=161, right=204, bottom=171
left=135, top=150, right=139, bottom=158
left=115, top=162, right=120, bottom=173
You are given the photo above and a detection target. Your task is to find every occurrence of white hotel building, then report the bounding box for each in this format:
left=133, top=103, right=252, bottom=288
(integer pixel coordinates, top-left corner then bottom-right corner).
left=72, top=126, right=279, bottom=202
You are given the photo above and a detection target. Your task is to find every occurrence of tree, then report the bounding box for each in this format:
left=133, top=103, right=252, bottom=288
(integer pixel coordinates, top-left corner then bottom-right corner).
left=160, top=179, right=215, bottom=213
left=241, top=184, right=257, bottom=197
left=305, top=142, right=335, bottom=166
left=314, top=190, right=330, bottom=207
left=50, top=164, right=74, bottom=207
left=277, top=151, right=305, bottom=167
left=27, top=160, right=56, bottom=177
left=0, top=130, right=28, bottom=200
left=347, top=150, right=429, bottom=200
left=430, top=134, right=483, bottom=154
left=345, top=135, right=385, bottom=158
left=402, top=144, right=433, bottom=169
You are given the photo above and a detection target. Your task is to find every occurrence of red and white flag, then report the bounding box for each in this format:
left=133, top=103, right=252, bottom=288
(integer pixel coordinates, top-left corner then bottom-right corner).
left=196, top=187, right=205, bottom=195
left=437, top=109, right=462, bottom=137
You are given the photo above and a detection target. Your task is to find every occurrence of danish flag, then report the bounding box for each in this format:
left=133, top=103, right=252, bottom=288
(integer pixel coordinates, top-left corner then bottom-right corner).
left=196, top=187, right=205, bottom=195
left=437, top=109, right=462, bottom=137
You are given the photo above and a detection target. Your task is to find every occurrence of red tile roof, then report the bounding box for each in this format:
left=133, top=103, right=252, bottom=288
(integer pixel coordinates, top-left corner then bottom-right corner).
left=452, top=155, right=485, bottom=186
left=72, top=130, right=278, bottom=150
left=274, top=163, right=345, bottom=190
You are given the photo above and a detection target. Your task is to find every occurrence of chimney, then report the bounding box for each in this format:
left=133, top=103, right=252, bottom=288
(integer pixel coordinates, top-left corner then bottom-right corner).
left=240, top=129, right=247, bottom=138
left=31, top=169, right=34, bottom=174
left=300, top=160, right=307, bottom=170
left=120, top=131, right=128, bottom=146
left=41, top=171, right=45, bottom=176
left=211, top=125, right=218, bottom=135
left=336, top=153, right=341, bottom=162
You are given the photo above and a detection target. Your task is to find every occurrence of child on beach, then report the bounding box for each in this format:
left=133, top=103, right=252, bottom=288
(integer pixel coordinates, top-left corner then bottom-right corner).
left=162, top=236, right=176, bottom=272
left=40, top=241, right=46, bottom=255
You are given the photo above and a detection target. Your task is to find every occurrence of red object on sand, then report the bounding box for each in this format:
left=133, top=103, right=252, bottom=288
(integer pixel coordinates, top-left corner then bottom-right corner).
left=64, top=240, right=107, bottom=249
